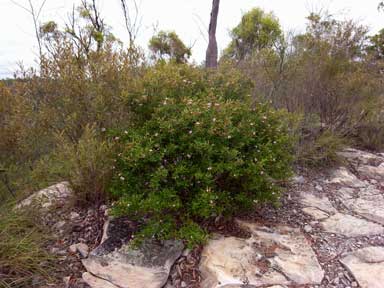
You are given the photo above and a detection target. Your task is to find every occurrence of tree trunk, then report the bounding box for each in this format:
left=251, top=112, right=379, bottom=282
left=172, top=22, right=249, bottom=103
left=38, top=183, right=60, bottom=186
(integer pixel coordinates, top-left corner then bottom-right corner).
left=206, top=0, right=220, bottom=68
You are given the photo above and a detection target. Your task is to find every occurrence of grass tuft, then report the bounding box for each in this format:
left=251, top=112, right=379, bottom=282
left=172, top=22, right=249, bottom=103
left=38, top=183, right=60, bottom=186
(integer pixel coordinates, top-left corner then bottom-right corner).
left=0, top=202, right=54, bottom=288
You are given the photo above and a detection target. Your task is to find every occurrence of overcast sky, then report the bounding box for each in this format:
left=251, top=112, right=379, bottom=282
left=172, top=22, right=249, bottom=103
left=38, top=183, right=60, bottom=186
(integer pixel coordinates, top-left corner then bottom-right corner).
left=0, top=0, right=383, bottom=78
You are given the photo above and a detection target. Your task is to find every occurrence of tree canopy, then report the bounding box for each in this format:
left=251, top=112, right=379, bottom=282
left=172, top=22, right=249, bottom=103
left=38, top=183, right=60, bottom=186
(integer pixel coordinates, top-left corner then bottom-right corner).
left=149, top=31, right=191, bottom=63
left=368, top=29, right=384, bottom=60
left=224, top=8, right=282, bottom=61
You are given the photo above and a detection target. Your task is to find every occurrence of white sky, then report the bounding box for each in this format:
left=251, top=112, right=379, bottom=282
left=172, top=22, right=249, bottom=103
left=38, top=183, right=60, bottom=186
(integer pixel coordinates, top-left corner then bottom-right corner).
left=0, top=0, right=383, bottom=78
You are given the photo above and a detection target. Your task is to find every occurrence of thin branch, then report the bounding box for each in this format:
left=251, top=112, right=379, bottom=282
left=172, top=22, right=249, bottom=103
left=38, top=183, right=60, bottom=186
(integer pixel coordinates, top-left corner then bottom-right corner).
left=9, top=0, right=30, bottom=13
left=119, top=0, right=142, bottom=46
left=36, top=0, right=47, bottom=19
left=193, top=13, right=208, bottom=43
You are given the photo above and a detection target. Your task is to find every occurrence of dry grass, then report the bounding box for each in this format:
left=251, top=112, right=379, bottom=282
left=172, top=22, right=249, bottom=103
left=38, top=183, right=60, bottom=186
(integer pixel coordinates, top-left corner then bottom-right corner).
left=0, top=203, right=54, bottom=288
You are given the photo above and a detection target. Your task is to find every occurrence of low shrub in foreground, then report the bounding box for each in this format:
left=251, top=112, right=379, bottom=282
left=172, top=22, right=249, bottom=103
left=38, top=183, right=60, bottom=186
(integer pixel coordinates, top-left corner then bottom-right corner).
left=296, top=130, right=346, bottom=167
left=293, top=115, right=346, bottom=167
left=109, top=97, right=294, bottom=247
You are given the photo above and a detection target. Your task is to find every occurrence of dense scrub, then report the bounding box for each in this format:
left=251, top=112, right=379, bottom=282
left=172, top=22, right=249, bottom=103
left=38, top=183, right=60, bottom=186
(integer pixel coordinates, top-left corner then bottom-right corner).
left=1, top=3, right=384, bottom=283
left=224, top=12, right=384, bottom=165
left=110, top=98, right=293, bottom=246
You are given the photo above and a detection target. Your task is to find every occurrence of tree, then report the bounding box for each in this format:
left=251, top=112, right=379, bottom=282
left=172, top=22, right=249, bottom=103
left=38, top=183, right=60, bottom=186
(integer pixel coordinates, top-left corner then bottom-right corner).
left=224, top=8, right=282, bottom=61
left=297, top=13, right=368, bottom=60
left=149, top=31, right=191, bottom=63
left=55, top=0, right=116, bottom=59
left=206, top=0, right=220, bottom=68
left=367, top=29, right=384, bottom=60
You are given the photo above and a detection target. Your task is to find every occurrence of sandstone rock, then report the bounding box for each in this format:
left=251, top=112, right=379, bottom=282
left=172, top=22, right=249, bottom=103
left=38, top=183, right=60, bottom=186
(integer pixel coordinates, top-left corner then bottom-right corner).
left=78, top=244, right=89, bottom=258
left=200, top=223, right=323, bottom=288
left=16, top=182, right=71, bottom=209
left=69, top=243, right=89, bottom=258
left=69, top=244, right=78, bottom=254
left=302, top=207, right=330, bottom=220
left=300, top=193, right=336, bottom=214
left=337, top=187, right=356, bottom=199
left=357, top=164, right=384, bottom=181
left=83, top=240, right=183, bottom=288
left=63, top=276, right=71, bottom=288
left=340, top=246, right=384, bottom=288
left=82, top=217, right=184, bottom=288
left=337, top=186, right=384, bottom=225
left=328, top=167, right=366, bottom=188
left=304, top=224, right=312, bottom=233
left=82, top=272, right=119, bottom=288
left=320, top=213, right=384, bottom=237
left=100, top=218, right=110, bottom=243
left=70, top=212, right=80, bottom=220
left=300, top=192, right=335, bottom=221
left=218, top=285, right=285, bottom=288
left=347, top=196, right=384, bottom=225
left=292, top=175, right=306, bottom=184
left=337, top=148, right=384, bottom=166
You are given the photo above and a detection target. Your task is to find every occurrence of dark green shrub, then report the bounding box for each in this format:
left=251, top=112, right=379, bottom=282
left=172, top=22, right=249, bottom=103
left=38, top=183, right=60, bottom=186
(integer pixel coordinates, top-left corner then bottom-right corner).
left=109, top=97, right=294, bottom=246
left=126, top=62, right=253, bottom=123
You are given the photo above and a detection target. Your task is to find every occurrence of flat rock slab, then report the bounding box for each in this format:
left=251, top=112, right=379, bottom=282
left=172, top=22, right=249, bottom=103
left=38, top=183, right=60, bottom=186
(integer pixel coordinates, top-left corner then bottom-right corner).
left=302, top=207, right=330, bottom=220
left=219, top=285, right=286, bottom=288
left=328, top=167, right=366, bottom=188
left=337, top=148, right=384, bottom=166
left=200, top=222, right=323, bottom=288
left=358, top=164, right=384, bottom=181
left=320, top=213, right=384, bottom=237
left=82, top=272, right=119, bottom=288
left=300, top=193, right=336, bottom=220
left=300, top=192, right=336, bottom=213
left=16, top=181, right=71, bottom=209
left=340, top=246, right=384, bottom=288
left=82, top=217, right=184, bottom=288
left=337, top=186, right=384, bottom=225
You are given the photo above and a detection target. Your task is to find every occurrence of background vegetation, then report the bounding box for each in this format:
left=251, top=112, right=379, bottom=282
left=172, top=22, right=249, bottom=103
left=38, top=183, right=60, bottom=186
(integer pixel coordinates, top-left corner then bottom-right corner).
left=0, top=1, right=383, bottom=284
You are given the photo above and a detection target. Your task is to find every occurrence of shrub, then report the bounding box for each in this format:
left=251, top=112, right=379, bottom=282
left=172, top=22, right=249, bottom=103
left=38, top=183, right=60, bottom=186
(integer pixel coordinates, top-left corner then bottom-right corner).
left=126, top=62, right=253, bottom=123
left=296, top=129, right=345, bottom=167
left=228, top=11, right=384, bottom=155
left=32, top=125, right=114, bottom=206
left=353, top=97, right=384, bottom=151
left=355, top=120, right=384, bottom=151
left=109, top=97, right=294, bottom=246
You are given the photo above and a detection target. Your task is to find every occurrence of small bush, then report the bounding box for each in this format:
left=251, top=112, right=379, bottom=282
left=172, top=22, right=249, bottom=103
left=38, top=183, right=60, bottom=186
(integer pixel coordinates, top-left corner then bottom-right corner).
left=109, top=97, right=294, bottom=246
left=32, top=125, right=114, bottom=206
left=355, top=121, right=384, bottom=151
left=296, top=129, right=345, bottom=167
left=354, top=99, right=384, bottom=151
